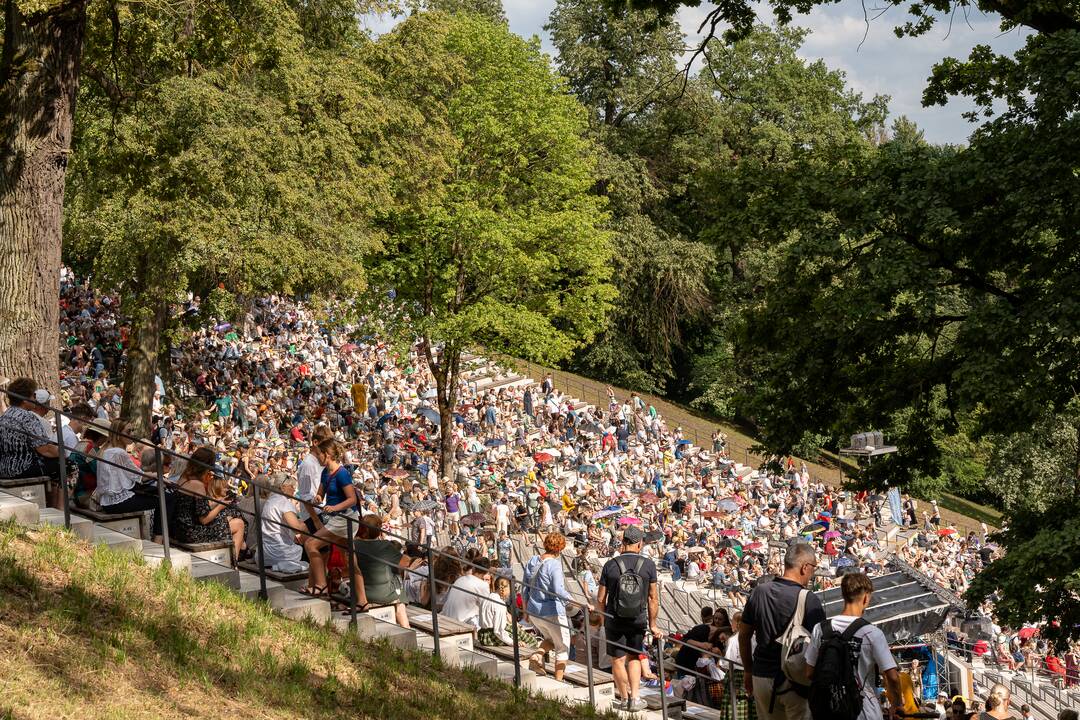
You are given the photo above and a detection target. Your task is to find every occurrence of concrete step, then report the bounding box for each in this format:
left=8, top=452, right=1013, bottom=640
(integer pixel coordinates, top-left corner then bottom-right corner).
left=236, top=569, right=285, bottom=606
left=275, top=589, right=331, bottom=623
left=0, top=492, right=40, bottom=525
left=0, top=482, right=46, bottom=509
left=188, top=556, right=240, bottom=590
left=347, top=615, right=419, bottom=650
left=186, top=545, right=233, bottom=567
left=37, top=507, right=93, bottom=541
left=449, top=647, right=499, bottom=676
left=140, top=541, right=192, bottom=573
left=91, top=524, right=143, bottom=554
left=496, top=661, right=537, bottom=689
left=415, top=633, right=467, bottom=664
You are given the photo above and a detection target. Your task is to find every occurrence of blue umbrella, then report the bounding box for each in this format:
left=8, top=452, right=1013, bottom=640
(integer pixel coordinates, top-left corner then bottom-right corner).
left=592, top=509, right=619, bottom=519
left=717, top=499, right=740, bottom=513
left=604, top=505, right=623, bottom=513
left=578, top=463, right=601, bottom=475
left=421, top=388, right=438, bottom=400
left=676, top=439, right=692, bottom=446
left=417, top=407, right=440, bottom=425
left=485, top=438, right=506, bottom=447
left=834, top=556, right=856, bottom=568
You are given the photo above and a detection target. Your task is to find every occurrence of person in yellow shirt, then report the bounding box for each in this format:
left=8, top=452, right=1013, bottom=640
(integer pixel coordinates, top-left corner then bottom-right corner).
left=561, top=491, right=576, bottom=513
left=350, top=380, right=368, bottom=415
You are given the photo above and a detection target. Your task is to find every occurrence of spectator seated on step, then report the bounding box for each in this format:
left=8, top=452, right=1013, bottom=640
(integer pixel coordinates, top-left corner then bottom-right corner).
left=0, top=377, right=61, bottom=481
left=259, top=471, right=308, bottom=571
left=441, top=556, right=494, bottom=629
left=352, top=513, right=410, bottom=628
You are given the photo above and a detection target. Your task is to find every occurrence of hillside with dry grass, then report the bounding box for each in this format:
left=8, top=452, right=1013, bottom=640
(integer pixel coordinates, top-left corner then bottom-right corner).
left=0, top=523, right=609, bottom=720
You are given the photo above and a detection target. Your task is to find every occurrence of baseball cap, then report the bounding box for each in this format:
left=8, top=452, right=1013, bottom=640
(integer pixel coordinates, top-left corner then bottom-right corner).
left=33, top=388, right=54, bottom=405
left=623, top=525, right=644, bottom=544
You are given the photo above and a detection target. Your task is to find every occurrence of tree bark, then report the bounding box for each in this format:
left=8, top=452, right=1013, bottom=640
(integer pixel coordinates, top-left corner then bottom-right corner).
left=425, top=339, right=461, bottom=489
left=121, top=300, right=166, bottom=438
left=0, top=0, right=88, bottom=393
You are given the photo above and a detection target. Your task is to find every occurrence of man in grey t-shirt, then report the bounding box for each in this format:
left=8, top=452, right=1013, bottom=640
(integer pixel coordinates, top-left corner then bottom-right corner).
left=806, top=573, right=902, bottom=720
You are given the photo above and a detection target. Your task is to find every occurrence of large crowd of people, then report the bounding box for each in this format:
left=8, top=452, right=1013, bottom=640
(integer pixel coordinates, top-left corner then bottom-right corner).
left=1, top=270, right=1074, bottom=718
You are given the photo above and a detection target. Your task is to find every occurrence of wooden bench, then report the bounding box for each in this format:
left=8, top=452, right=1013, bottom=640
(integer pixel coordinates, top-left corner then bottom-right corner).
left=405, top=605, right=476, bottom=652
left=70, top=504, right=149, bottom=539
left=237, top=559, right=307, bottom=590
left=0, top=477, right=48, bottom=509
left=173, top=540, right=234, bottom=567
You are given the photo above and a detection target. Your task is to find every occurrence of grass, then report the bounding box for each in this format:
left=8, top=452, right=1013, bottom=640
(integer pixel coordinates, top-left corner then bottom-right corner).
left=0, top=523, right=613, bottom=720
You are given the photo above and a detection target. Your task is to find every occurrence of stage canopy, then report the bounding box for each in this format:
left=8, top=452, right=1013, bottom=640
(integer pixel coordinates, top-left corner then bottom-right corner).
left=815, top=560, right=961, bottom=644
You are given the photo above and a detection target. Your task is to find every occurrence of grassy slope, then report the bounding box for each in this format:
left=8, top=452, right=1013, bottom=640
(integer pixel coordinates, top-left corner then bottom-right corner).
left=0, top=524, right=610, bottom=720
left=510, top=358, right=1003, bottom=531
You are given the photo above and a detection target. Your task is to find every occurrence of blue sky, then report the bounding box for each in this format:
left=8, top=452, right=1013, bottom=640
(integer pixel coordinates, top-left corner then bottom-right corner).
left=364, top=1, right=1029, bottom=145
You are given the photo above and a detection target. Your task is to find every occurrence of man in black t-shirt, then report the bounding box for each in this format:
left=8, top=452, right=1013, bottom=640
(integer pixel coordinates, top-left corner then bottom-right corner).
left=739, top=541, right=825, bottom=720
left=597, top=525, right=660, bottom=713
left=674, top=606, right=715, bottom=676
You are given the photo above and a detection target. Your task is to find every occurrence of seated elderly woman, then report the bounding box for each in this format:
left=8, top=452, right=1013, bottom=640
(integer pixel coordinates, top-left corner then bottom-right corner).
left=352, top=513, right=410, bottom=628
left=259, top=471, right=308, bottom=570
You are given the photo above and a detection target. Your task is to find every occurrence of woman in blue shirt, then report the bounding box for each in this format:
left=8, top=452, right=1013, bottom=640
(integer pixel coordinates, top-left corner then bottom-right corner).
left=522, top=532, right=573, bottom=681
left=302, top=438, right=357, bottom=597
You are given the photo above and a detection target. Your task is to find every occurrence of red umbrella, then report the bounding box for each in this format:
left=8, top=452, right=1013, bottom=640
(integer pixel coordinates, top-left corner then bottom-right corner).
left=745, top=542, right=764, bottom=551
left=720, top=529, right=739, bottom=537
left=639, top=492, right=659, bottom=504
left=1018, top=627, right=1039, bottom=640
left=938, top=528, right=957, bottom=536
left=383, top=468, right=409, bottom=479
left=533, top=452, right=555, bottom=464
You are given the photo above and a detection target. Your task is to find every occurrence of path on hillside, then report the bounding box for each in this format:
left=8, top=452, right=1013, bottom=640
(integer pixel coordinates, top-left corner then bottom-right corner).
left=509, top=357, right=993, bottom=533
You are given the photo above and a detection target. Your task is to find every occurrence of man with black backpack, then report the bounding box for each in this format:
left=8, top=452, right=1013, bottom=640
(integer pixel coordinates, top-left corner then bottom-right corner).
left=597, top=525, right=660, bottom=713
left=805, top=573, right=902, bottom=720
left=739, top=542, right=826, bottom=720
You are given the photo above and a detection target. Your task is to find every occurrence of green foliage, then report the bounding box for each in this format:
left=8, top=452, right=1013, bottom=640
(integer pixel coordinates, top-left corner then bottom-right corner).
left=417, top=0, right=506, bottom=22
left=547, top=0, right=683, bottom=126
left=366, top=11, right=614, bottom=365
left=547, top=0, right=715, bottom=392
left=66, top=1, right=392, bottom=312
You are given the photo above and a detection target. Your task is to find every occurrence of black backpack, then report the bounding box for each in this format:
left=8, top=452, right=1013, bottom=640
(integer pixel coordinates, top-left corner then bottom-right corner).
left=613, top=555, right=648, bottom=620
left=809, top=618, right=869, bottom=720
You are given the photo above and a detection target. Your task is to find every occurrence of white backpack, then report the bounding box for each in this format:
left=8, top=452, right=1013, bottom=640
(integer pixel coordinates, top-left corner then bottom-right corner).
left=778, top=589, right=812, bottom=687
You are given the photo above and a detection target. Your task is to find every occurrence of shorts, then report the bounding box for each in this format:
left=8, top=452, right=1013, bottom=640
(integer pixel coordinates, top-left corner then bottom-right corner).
left=530, top=614, right=571, bottom=661
left=447, top=511, right=460, bottom=522
left=605, top=620, right=646, bottom=658
left=321, top=512, right=357, bottom=537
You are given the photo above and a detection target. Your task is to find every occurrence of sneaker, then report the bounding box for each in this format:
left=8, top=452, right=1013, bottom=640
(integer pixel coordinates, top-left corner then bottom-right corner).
left=627, top=697, right=648, bottom=712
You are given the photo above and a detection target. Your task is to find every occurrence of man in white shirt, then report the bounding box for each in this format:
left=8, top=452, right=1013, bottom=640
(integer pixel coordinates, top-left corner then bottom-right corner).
left=295, top=425, right=332, bottom=526
left=494, top=497, right=511, bottom=536
left=441, top=558, right=493, bottom=627
left=806, top=572, right=902, bottom=720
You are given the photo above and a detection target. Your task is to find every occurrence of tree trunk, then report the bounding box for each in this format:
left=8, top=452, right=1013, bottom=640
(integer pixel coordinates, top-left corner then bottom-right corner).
left=0, top=0, right=88, bottom=393
left=121, top=301, right=166, bottom=438
left=432, top=344, right=461, bottom=488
